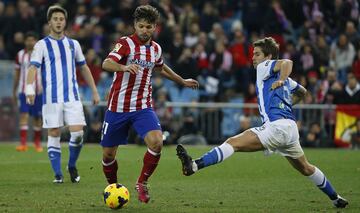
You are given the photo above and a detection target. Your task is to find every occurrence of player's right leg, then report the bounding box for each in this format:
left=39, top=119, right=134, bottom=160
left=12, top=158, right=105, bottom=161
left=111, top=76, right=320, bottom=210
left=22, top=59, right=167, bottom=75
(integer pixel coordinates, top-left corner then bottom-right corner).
left=42, top=103, right=65, bottom=183
left=177, top=129, right=264, bottom=176
left=100, top=110, right=131, bottom=184
left=286, top=155, right=348, bottom=208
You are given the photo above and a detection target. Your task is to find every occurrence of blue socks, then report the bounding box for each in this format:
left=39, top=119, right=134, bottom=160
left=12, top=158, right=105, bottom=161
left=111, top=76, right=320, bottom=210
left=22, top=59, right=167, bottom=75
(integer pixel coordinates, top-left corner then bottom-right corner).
left=68, top=131, right=84, bottom=169
left=308, top=167, right=338, bottom=200
left=195, top=142, right=234, bottom=170
left=47, top=136, right=62, bottom=177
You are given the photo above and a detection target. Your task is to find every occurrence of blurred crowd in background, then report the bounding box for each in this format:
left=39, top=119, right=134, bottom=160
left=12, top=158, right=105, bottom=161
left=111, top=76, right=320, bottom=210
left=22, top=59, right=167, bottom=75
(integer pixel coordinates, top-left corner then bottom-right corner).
left=0, top=0, right=359, bottom=146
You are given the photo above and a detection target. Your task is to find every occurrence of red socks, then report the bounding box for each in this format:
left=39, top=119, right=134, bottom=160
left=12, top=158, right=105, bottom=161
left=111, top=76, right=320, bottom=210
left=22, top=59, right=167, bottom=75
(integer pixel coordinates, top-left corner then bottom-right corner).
left=20, top=126, right=28, bottom=146
left=137, top=149, right=161, bottom=183
left=34, top=128, right=41, bottom=147
left=102, top=159, right=118, bottom=184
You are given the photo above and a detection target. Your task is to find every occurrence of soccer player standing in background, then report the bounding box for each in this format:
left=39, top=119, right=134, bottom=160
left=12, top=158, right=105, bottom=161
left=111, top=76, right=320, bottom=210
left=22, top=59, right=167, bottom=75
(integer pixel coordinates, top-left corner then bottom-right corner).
left=101, top=5, right=198, bottom=203
left=26, top=5, right=100, bottom=183
left=177, top=37, right=348, bottom=208
left=13, top=32, right=43, bottom=152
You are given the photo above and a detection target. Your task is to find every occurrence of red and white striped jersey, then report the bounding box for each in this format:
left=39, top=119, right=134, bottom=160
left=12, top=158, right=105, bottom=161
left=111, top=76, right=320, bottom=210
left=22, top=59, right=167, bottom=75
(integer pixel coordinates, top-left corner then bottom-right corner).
left=15, top=49, right=42, bottom=94
left=106, top=34, right=164, bottom=112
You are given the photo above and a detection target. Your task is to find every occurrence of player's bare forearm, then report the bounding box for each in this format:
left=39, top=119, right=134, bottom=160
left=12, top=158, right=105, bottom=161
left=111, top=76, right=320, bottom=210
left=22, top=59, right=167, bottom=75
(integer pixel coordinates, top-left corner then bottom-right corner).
left=102, top=58, right=126, bottom=72
left=102, top=58, right=140, bottom=74
left=26, top=66, right=37, bottom=85
left=271, top=59, right=293, bottom=90
left=80, top=64, right=100, bottom=105
left=160, top=64, right=184, bottom=85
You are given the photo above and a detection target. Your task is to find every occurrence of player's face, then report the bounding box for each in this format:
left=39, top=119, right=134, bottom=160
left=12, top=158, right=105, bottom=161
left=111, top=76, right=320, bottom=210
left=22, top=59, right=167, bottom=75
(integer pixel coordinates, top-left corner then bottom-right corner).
left=48, top=12, right=66, bottom=34
left=134, top=19, right=156, bottom=43
left=24, top=36, right=37, bottom=51
left=252, top=46, right=271, bottom=68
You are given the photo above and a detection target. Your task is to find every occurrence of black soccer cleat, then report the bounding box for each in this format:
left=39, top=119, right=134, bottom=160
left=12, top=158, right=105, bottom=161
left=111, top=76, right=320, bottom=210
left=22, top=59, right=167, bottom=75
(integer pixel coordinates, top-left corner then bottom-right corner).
left=68, top=167, right=81, bottom=183
left=333, top=195, right=349, bottom=208
left=176, top=144, right=195, bottom=176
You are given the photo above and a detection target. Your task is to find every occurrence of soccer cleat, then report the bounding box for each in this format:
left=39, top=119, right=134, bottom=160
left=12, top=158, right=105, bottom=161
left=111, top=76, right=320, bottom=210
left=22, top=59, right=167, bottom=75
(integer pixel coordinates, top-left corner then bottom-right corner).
left=53, top=175, right=64, bottom=183
left=135, top=182, right=150, bottom=203
left=333, top=195, right=348, bottom=208
left=68, top=167, right=81, bottom=183
left=176, top=144, right=195, bottom=176
left=16, top=145, right=28, bottom=152
left=34, top=145, right=43, bottom=152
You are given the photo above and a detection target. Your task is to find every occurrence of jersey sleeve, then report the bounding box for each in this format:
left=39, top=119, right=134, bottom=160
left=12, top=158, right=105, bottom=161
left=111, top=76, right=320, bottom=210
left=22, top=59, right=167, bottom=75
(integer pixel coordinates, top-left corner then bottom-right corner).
left=30, top=41, right=44, bottom=68
left=256, top=60, right=276, bottom=80
left=288, top=77, right=299, bottom=94
left=74, top=40, right=86, bottom=66
left=154, top=43, right=163, bottom=67
left=14, top=52, right=20, bottom=69
left=106, top=38, right=130, bottom=63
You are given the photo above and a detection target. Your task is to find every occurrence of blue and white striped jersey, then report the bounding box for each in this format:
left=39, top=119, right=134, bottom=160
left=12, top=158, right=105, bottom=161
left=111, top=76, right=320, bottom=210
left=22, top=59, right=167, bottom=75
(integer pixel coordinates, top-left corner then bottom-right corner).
left=255, top=60, right=297, bottom=123
left=30, top=36, right=86, bottom=104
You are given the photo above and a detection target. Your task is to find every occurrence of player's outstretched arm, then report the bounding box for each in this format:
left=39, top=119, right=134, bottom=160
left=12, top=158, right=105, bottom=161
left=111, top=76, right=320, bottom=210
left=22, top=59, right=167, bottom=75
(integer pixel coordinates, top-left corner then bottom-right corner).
left=159, top=64, right=199, bottom=89
left=292, top=84, right=307, bottom=105
left=79, top=64, right=100, bottom=105
left=25, top=65, right=37, bottom=105
left=271, top=59, right=293, bottom=90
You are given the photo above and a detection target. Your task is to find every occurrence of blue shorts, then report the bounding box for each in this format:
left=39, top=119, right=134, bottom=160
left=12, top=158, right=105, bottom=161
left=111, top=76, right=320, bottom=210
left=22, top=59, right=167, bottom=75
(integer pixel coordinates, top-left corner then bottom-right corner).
left=19, top=93, right=42, bottom=118
left=100, top=108, right=162, bottom=147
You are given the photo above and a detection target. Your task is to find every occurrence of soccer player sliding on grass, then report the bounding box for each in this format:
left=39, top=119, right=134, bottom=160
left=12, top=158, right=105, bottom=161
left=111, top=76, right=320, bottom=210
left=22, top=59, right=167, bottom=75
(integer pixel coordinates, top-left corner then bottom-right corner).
left=177, top=37, right=348, bottom=208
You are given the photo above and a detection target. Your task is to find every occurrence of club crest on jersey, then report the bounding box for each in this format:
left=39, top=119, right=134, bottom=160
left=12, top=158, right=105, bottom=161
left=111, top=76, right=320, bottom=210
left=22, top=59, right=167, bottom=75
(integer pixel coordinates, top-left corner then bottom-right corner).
left=129, top=58, right=154, bottom=69
left=113, top=43, right=122, bottom=52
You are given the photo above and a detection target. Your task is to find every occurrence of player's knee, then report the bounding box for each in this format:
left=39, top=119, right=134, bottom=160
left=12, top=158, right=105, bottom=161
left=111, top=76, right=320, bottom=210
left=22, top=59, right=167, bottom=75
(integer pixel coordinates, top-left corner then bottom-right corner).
left=225, top=137, right=238, bottom=150
left=299, top=164, right=315, bottom=176
left=70, top=131, right=84, bottom=145
left=48, top=128, right=61, bottom=137
left=145, top=131, right=163, bottom=152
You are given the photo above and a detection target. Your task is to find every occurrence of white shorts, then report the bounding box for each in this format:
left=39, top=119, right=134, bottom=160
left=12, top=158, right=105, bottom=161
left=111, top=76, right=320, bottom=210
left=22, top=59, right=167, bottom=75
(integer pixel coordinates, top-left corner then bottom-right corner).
left=42, top=101, right=86, bottom=128
left=250, top=119, right=304, bottom=159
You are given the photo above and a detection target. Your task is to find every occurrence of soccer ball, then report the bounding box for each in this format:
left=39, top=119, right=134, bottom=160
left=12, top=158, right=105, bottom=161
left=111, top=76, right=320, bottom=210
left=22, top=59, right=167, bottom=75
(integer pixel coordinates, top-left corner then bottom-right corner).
left=103, top=183, right=130, bottom=209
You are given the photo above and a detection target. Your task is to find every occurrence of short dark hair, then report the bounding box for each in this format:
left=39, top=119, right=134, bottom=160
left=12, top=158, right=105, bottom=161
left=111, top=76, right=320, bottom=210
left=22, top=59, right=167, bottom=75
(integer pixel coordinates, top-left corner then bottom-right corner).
left=133, top=5, right=160, bottom=24
left=253, top=37, right=279, bottom=59
left=25, top=31, right=38, bottom=40
left=47, top=5, right=67, bottom=21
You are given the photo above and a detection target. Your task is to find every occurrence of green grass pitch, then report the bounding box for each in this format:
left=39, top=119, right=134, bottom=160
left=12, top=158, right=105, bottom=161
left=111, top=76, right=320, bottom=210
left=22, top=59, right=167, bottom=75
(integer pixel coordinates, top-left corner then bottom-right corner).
left=0, top=143, right=359, bottom=212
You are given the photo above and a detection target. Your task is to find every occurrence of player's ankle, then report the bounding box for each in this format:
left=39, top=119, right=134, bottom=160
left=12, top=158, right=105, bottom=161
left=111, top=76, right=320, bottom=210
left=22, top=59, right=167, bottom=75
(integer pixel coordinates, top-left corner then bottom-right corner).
left=194, top=158, right=204, bottom=171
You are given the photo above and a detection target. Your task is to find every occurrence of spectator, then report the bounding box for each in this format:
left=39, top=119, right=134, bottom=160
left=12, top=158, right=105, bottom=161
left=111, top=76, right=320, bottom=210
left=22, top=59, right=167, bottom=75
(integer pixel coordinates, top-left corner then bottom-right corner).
left=340, top=72, right=360, bottom=104
left=330, top=33, right=356, bottom=84
left=302, top=122, right=327, bottom=147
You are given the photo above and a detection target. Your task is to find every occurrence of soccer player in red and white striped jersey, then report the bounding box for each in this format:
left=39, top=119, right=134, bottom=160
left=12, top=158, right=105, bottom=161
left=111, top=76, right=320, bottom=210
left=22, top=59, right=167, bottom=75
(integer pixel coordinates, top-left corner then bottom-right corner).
left=101, top=5, right=198, bottom=203
left=13, top=32, right=43, bottom=152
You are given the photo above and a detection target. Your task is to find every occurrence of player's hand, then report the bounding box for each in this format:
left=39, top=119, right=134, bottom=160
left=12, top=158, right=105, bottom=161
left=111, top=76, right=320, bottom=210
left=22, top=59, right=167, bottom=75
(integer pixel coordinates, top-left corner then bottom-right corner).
left=271, top=80, right=285, bottom=90
left=182, top=79, right=199, bottom=90
left=25, top=84, right=35, bottom=105
left=92, top=91, right=100, bottom=105
left=26, top=95, right=35, bottom=105
left=124, top=64, right=140, bottom=74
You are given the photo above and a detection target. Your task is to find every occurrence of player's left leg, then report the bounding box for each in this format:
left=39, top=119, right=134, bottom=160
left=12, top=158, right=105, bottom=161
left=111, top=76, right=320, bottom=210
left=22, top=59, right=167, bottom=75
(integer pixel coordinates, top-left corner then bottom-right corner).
left=16, top=113, right=29, bottom=151
left=136, top=130, right=163, bottom=203
left=32, top=94, right=43, bottom=152
left=286, top=155, right=349, bottom=208
left=33, top=117, right=43, bottom=152
left=68, top=125, right=84, bottom=183
left=132, top=108, right=163, bottom=203
left=177, top=129, right=264, bottom=176
left=64, top=101, right=87, bottom=183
